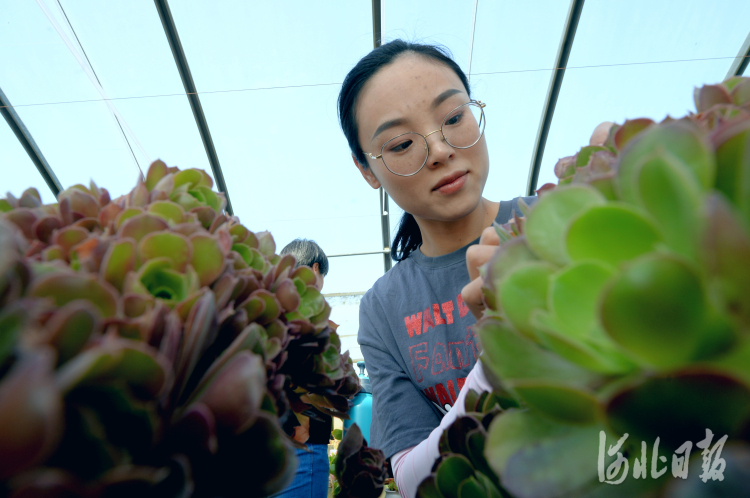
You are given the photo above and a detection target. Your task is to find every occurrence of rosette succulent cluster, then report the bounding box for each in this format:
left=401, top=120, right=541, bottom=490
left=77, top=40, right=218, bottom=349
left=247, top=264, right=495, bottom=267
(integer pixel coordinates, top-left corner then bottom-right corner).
left=0, top=160, right=358, bottom=497
left=333, top=423, right=387, bottom=498
left=463, top=76, right=750, bottom=497
left=417, top=389, right=515, bottom=498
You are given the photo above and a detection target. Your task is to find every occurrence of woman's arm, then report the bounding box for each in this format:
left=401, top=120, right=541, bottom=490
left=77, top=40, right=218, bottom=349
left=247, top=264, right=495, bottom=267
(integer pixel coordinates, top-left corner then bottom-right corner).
left=391, top=359, right=492, bottom=498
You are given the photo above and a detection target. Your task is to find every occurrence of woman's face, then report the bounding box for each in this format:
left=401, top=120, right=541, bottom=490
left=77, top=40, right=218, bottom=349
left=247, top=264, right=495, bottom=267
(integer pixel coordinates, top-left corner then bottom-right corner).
left=354, top=54, right=490, bottom=224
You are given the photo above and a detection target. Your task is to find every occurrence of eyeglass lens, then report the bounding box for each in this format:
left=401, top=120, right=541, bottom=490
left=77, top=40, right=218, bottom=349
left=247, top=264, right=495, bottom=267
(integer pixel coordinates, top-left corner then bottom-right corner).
left=380, top=102, right=485, bottom=176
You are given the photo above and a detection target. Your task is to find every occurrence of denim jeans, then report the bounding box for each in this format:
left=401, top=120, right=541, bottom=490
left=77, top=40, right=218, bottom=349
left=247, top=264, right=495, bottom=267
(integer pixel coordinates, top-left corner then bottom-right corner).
left=270, top=444, right=330, bottom=498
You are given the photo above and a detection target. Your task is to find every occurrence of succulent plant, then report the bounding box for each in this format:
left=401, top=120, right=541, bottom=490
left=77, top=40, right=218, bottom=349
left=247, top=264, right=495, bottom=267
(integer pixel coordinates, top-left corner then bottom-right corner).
left=333, top=423, right=387, bottom=498
left=0, top=160, right=359, bottom=497
left=464, top=76, right=750, bottom=498
left=416, top=389, right=516, bottom=498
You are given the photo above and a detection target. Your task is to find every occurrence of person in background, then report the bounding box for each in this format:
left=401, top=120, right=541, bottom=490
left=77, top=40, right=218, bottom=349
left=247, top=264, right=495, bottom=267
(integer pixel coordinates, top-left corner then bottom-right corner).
left=272, top=238, right=330, bottom=498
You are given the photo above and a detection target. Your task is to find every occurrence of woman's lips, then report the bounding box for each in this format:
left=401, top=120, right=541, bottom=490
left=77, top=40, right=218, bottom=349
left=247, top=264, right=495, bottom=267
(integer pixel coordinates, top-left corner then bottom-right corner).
left=434, top=172, right=467, bottom=194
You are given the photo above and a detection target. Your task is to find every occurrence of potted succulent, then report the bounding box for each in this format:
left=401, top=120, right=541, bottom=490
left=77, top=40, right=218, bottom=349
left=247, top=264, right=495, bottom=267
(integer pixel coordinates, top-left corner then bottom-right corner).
left=332, top=423, right=386, bottom=498
left=418, top=76, right=750, bottom=497
left=0, top=161, right=360, bottom=497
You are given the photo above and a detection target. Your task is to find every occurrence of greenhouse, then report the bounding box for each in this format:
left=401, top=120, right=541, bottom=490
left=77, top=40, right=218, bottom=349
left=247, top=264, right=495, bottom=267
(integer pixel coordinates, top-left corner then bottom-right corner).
left=2, top=0, right=750, bottom=497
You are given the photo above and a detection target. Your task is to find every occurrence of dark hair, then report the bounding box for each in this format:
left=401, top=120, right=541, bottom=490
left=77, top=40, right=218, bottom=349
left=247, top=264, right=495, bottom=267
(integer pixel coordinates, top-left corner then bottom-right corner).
left=280, top=238, right=328, bottom=276
left=337, top=39, right=471, bottom=262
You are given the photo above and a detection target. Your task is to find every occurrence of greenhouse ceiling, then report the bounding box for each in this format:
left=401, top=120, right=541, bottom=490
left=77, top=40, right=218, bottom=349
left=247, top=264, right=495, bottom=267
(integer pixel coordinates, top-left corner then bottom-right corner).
left=2, top=0, right=750, bottom=294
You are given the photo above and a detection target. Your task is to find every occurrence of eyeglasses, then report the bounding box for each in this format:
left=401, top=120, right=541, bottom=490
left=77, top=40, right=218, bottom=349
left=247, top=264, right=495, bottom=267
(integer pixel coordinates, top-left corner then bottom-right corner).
left=365, top=100, right=487, bottom=177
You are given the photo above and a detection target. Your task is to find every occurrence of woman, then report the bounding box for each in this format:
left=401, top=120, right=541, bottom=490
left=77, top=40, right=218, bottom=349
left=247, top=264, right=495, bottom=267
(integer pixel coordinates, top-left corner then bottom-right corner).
left=337, top=40, right=534, bottom=497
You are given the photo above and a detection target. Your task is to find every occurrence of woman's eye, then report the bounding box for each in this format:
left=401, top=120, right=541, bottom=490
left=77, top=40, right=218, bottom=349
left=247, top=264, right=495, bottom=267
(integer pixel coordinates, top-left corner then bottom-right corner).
left=445, top=111, right=464, bottom=126
left=389, top=139, right=413, bottom=153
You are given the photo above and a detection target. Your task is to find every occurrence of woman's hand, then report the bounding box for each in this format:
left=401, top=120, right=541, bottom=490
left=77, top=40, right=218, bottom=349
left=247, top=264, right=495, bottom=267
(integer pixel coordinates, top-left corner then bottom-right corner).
left=461, top=226, right=501, bottom=320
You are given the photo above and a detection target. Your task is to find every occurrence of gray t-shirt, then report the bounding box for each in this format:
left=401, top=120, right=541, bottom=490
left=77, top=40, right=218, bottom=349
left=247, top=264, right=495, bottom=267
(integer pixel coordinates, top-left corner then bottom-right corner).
left=358, top=197, right=535, bottom=459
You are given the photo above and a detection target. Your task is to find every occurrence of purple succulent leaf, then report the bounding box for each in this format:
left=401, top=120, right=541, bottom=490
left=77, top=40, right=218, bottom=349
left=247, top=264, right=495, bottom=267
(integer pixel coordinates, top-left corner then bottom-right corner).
left=613, top=118, right=655, bottom=150
left=150, top=172, right=175, bottom=203
left=0, top=347, right=63, bottom=480
left=117, top=214, right=169, bottom=243
left=190, top=205, right=216, bottom=230
left=173, top=401, right=219, bottom=455
left=173, top=291, right=219, bottom=403
left=208, top=213, right=228, bottom=234
left=32, top=216, right=62, bottom=245
left=197, top=350, right=266, bottom=434
left=58, top=188, right=100, bottom=219
left=274, top=278, right=300, bottom=313
left=4, top=208, right=38, bottom=240
left=695, top=84, right=733, bottom=113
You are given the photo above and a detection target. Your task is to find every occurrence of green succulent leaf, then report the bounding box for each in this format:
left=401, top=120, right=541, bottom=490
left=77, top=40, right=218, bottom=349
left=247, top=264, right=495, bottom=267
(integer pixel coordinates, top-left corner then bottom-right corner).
left=189, top=234, right=225, bottom=287
left=605, top=370, right=750, bottom=451
left=565, top=203, right=662, bottom=267
left=41, top=300, right=101, bottom=366
left=0, top=306, right=26, bottom=367
left=617, top=120, right=715, bottom=204
left=712, top=119, right=750, bottom=232
left=99, top=238, right=136, bottom=292
left=702, top=194, right=750, bottom=327
left=30, top=273, right=119, bottom=317
left=138, top=232, right=192, bottom=272
left=548, top=261, right=615, bottom=339
left=633, top=149, right=703, bottom=259
left=145, top=160, right=169, bottom=191
left=417, top=475, right=443, bottom=498
left=478, top=317, right=599, bottom=389
left=135, top=258, right=189, bottom=303
left=501, top=423, right=604, bottom=498
left=600, top=254, right=710, bottom=368
left=511, top=381, right=600, bottom=425
left=457, top=476, right=485, bottom=498
left=525, top=185, right=606, bottom=266
left=148, top=201, right=185, bottom=225
left=486, top=409, right=571, bottom=476
left=484, top=236, right=539, bottom=310
left=498, top=262, right=556, bottom=338
left=114, top=207, right=144, bottom=229
left=531, top=311, right=636, bottom=374
left=435, top=455, right=475, bottom=498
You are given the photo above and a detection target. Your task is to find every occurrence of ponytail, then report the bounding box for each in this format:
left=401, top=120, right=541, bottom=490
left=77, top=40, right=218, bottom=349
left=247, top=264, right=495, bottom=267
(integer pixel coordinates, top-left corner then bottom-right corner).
left=391, top=212, right=422, bottom=261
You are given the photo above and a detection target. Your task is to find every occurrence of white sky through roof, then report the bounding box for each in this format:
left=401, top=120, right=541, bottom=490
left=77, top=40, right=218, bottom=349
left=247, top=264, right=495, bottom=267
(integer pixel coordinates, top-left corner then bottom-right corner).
left=1, top=0, right=749, bottom=295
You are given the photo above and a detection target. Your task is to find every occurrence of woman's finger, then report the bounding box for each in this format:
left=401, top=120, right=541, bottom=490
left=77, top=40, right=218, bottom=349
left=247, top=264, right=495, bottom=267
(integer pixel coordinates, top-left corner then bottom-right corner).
left=466, top=244, right=499, bottom=281
left=461, top=276, right=485, bottom=320
left=479, top=226, right=500, bottom=246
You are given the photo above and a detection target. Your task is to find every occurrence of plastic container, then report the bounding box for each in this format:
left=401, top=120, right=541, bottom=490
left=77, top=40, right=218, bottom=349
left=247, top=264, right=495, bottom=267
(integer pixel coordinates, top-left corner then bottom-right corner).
left=343, top=361, right=373, bottom=443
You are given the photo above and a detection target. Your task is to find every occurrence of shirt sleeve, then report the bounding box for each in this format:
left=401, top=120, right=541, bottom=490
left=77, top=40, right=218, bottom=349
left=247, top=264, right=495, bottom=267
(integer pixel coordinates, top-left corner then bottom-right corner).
left=358, top=295, right=443, bottom=460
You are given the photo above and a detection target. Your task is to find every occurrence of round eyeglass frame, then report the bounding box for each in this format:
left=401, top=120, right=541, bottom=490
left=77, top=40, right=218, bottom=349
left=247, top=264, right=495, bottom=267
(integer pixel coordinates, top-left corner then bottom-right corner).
left=365, top=100, right=487, bottom=177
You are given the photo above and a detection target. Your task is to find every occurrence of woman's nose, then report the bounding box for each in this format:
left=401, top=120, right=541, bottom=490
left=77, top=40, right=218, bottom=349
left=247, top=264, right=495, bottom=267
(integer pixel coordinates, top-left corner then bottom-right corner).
left=425, top=131, right=454, bottom=167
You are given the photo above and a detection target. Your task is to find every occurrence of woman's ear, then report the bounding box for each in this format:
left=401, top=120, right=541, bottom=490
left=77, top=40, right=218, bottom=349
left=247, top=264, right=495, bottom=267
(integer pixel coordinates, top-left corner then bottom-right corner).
left=353, top=154, right=381, bottom=189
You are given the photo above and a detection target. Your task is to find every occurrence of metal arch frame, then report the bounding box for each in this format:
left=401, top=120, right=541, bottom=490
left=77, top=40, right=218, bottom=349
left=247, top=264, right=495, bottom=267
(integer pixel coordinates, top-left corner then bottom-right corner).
left=726, top=31, right=750, bottom=79
left=0, top=85, right=62, bottom=198
left=373, top=0, right=393, bottom=273
left=154, top=0, right=234, bottom=216
left=526, top=0, right=585, bottom=196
